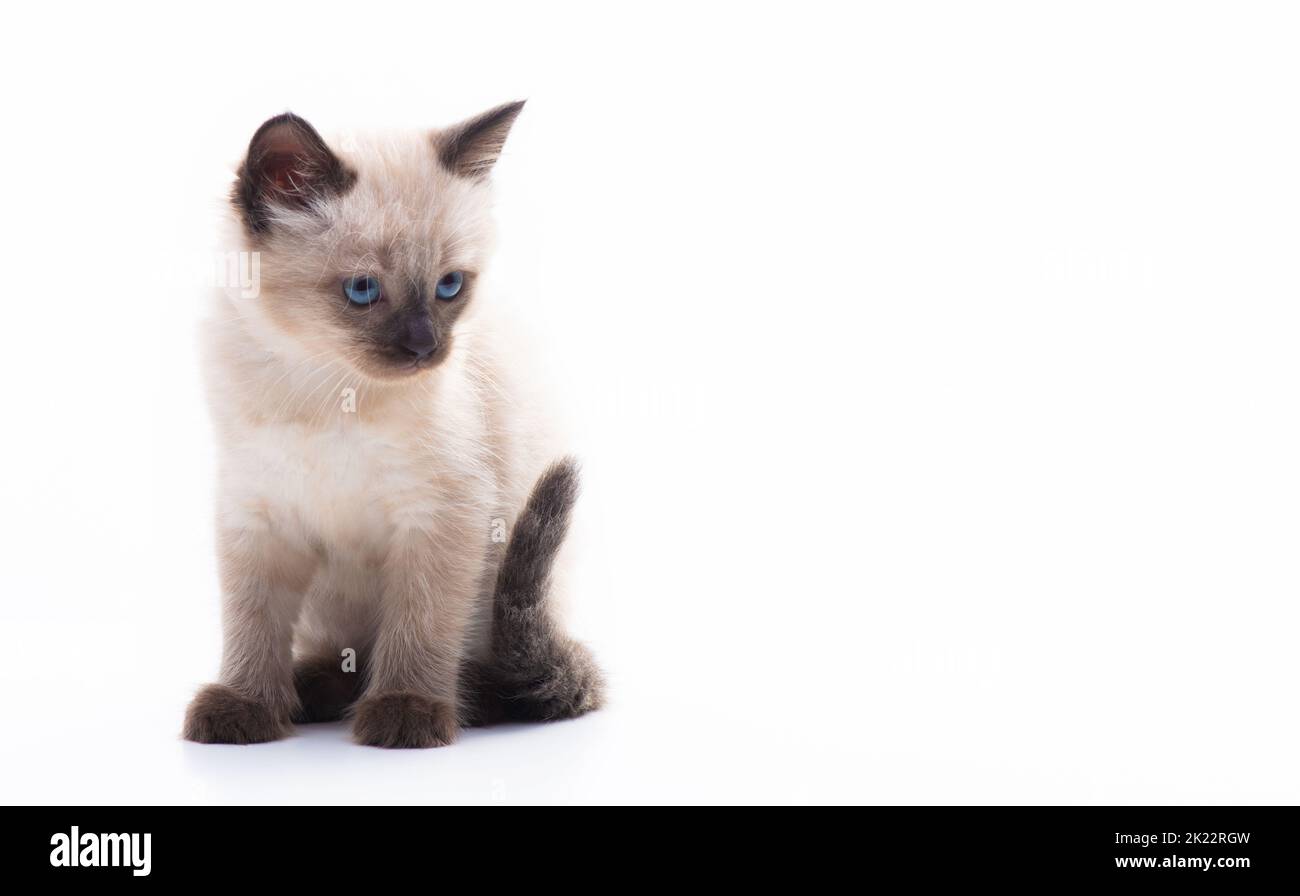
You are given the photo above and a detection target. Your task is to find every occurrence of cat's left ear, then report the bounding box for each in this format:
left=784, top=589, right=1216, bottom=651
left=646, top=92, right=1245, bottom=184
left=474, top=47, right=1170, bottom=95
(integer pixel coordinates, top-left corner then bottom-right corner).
left=233, top=112, right=355, bottom=233
left=436, top=100, right=525, bottom=181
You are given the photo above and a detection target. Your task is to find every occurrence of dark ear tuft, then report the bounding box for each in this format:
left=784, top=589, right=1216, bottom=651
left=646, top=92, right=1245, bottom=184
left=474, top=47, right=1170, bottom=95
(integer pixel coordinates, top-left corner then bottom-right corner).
left=437, top=100, right=526, bottom=181
left=233, top=112, right=355, bottom=234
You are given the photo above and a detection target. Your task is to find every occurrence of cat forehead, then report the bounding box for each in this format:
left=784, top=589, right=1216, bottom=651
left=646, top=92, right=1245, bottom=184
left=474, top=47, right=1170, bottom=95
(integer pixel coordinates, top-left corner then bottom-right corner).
left=324, top=131, right=492, bottom=255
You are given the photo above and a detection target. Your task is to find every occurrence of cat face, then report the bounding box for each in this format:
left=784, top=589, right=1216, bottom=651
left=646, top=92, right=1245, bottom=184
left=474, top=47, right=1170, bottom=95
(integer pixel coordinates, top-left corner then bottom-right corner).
left=230, top=103, right=523, bottom=380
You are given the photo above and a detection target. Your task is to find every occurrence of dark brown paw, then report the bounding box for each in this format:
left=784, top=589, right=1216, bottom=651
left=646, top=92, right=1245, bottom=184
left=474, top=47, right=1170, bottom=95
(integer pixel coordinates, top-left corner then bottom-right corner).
left=293, top=655, right=363, bottom=723
left=352, top=692, right=457, bottom=748
left=503, top=639, right=606, bottom=722
left=183, top=684, right=289, bottom=744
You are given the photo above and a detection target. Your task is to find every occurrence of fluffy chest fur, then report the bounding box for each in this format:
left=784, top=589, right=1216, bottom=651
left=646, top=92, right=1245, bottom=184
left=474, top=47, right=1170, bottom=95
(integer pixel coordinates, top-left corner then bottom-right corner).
left=206, top=326, right=504, bottom=566
left=224, top=420, right=430, bottom=557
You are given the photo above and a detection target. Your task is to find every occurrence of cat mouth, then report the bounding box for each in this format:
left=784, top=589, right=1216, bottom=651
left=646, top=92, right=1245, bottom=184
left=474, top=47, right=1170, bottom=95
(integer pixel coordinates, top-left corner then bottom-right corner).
left=362, top=350, right=442, bottom=379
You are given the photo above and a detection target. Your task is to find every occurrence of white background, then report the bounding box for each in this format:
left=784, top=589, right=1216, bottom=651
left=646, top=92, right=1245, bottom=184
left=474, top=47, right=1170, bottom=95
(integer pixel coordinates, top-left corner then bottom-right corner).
left=1, top=1, right=1298, bottom=804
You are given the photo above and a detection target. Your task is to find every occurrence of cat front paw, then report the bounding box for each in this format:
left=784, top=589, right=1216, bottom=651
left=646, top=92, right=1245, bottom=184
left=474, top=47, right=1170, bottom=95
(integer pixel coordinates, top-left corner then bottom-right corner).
left=182, top=683, right=290, bottom=744
left=352, top=691, right=457, bottom=748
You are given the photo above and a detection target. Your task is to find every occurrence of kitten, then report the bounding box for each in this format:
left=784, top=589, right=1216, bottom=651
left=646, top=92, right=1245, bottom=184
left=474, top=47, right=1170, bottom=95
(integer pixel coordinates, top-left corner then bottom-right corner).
left=183, top=102, right=603, bottom=748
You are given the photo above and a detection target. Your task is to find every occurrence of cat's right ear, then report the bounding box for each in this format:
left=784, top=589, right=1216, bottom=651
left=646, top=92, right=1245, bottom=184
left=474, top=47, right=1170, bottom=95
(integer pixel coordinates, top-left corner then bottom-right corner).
left=437, top=101, right=526, bottom=181
left=233, top=113, right=355, bottom=234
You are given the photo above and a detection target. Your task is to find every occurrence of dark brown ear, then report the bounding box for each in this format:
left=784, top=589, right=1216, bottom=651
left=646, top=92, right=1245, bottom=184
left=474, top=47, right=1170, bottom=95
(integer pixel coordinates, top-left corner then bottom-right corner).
left=233, top=112, right=355, bottom=233
left=437, top=100, right=525, bottom=181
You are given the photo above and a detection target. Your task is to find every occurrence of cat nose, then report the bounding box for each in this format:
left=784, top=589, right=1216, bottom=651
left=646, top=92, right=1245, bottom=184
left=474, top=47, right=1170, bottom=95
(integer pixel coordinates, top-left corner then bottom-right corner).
left=399, top=317, right=437, bottom=359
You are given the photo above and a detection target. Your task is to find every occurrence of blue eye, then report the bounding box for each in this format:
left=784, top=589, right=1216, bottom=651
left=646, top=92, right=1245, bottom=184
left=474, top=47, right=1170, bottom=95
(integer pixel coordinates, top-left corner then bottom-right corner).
left=435, top=271, right=464, bottom=300
left=343, top=275, right=382, bottom=305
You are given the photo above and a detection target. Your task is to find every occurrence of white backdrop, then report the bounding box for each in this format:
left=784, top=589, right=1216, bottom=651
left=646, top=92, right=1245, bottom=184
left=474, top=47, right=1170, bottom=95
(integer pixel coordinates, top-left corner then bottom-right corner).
left=1, top=1, right=1298, bottom=804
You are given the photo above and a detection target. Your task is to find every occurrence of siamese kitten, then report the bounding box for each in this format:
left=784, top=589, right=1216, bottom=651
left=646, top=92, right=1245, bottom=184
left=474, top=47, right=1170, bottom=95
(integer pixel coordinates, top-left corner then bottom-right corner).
left=183, top=102, right=603, bottom=748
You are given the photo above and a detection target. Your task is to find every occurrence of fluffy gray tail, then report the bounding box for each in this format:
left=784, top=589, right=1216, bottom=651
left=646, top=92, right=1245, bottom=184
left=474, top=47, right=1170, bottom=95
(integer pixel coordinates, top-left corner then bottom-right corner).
left=463, top=458, right=605, bottom=724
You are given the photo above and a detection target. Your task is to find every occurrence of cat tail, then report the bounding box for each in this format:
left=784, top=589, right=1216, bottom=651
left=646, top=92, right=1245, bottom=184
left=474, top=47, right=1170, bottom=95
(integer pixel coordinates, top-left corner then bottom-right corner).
left=463, top=457, right=605, bottom=725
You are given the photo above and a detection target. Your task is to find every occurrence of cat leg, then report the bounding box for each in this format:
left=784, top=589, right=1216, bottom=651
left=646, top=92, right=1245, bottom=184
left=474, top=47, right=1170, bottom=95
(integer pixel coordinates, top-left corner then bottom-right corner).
left=183, top=527, right=314, bottom=744
left=489, top=601, right=605, bottom=722
left=292, top=580, right=370, bottom=722
left=352, top=525, right=482, bottom=748
left=293, top=652, right=365, bottom=723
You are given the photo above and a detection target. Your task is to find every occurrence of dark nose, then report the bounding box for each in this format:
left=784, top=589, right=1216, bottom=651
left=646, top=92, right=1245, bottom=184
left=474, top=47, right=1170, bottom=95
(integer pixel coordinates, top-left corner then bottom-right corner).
left=399, top=315, right=437, bottom=360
